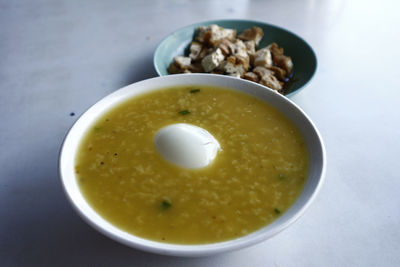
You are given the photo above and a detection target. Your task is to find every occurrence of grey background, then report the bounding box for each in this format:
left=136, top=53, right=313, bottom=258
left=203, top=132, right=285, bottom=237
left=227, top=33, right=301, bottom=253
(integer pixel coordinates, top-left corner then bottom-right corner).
left=1, top=0, right=399, bottom=266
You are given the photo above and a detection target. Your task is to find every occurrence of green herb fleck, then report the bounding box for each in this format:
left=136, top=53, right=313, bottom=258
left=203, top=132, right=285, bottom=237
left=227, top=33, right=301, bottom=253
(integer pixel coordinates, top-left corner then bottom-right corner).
left=278, top=174, right=287, bottom=180
left=190, top=89, right=200, bottom=94
left=94, top=126, right=102, bottom=132
left=160, top=200, right=172, bottom=210
left=274, top=208, right=281, bottom=214
left=179, top=110, right=190, bottom=115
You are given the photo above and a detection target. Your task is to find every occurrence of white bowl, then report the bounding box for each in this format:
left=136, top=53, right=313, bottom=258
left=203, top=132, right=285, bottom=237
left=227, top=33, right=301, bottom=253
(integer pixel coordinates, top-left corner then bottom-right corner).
left=59, top=74, right=326, bottom=257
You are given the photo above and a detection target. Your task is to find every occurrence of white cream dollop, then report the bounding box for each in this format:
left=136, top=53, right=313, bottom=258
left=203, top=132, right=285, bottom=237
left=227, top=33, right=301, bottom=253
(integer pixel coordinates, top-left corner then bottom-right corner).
left=154, top=123, right=221, bottom=169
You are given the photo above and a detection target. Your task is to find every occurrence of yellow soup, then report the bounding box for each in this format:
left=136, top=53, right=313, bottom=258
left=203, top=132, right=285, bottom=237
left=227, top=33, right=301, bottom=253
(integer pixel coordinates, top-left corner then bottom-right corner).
left=75, top=86, right=308, bottom=244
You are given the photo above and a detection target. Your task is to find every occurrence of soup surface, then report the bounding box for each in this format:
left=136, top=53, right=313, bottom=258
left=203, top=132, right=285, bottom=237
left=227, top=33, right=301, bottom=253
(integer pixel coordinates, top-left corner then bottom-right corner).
left=75, top=85, right=308, bottom=244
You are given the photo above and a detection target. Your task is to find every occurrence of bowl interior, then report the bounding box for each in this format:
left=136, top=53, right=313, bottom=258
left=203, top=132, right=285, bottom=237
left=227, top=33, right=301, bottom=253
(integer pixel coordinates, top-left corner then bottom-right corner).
left=59, top=74, right=325, bottom=257
left=154, top=19, right=317, bottom=97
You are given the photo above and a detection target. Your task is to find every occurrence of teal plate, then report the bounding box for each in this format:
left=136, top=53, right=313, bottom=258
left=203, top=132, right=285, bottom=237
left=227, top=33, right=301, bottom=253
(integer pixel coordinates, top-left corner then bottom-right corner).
left=153, top=19, right=317, bottom=97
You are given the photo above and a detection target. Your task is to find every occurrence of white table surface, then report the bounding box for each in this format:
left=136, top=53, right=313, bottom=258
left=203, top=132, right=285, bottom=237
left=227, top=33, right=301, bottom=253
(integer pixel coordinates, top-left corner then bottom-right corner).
left=1, top=0, right=399, bottom=266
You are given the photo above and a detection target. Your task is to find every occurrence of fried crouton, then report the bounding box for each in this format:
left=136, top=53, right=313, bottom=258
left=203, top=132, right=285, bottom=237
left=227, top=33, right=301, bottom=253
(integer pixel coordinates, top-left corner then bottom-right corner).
left=253, top=66, right=283, bottom=91
left=267, top=66, right=287, bottom=81
left=173, top=56, right=191, bottom=69
left=219, top=60, right=246, bottom=77
left=238, top=26, right=264, bottom=46
left=201, top=48, right=225, bottom=72
left=254, top=47, right=273, bottom=68
left=243, top=72, right=260, bottom=83
left=268, top=43, right=293, bottom=73
left=189, top=41, right=203, bottom=60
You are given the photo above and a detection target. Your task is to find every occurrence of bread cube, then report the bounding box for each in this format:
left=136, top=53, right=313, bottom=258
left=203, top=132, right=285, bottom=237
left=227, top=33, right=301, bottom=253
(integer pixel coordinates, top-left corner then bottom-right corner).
left=238, top=26, right=264, bottom=46
left=201, top=48, right=225, bottom=72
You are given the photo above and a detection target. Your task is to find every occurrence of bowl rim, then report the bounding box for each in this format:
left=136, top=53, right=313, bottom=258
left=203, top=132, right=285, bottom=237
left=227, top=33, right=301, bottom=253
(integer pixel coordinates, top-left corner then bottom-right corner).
left=153, top=19, right=318, bottom=98
left=59, top=73, right=326, bottom=257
